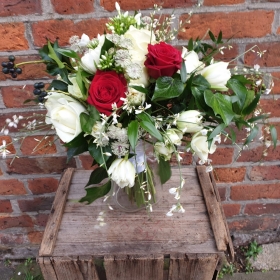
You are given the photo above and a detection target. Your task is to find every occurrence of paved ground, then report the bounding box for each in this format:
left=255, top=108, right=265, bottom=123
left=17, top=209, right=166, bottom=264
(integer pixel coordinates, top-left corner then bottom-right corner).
left=223, top=271, right=280, bottom=280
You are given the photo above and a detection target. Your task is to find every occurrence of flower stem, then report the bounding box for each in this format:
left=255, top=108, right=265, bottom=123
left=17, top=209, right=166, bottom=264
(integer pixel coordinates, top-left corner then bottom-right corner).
left=15, top=60, right=46, bottom=67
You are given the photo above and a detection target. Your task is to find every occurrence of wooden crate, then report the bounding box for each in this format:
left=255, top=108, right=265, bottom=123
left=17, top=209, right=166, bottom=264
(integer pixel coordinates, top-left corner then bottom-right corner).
left=38, top=166, right=233, bottom=280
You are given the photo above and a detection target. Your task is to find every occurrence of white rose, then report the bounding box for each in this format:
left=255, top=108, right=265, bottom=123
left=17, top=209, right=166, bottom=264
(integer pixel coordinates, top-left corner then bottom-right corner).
left=191, top=131, right=217, bottom=163
left=165, top=129, right=183, bottom=146
left=108, top=158, right=136, bottom=188
left=154, top=142, right=174, bottom=161
left=177, top=110, right=203, bottom=133
left=45, top=92, right=86, bottom=143
left=68, top=76, right=85, bottom=100
left=124, top=26, right=156, bottom=86
left=80, top=34, right=105, bottom=74
left=182, top=48, right=205, bottom=75
left=201, top=61, right=231, bottom=91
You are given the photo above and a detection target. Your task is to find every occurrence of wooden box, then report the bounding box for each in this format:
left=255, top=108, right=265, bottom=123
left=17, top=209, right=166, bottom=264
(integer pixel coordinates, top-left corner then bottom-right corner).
left=38, top=166, right=233, bottom=280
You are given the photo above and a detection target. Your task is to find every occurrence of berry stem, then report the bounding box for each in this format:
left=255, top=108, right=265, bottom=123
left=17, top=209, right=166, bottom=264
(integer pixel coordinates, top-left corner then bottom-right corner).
left=15, top=60, right=46, bottom=67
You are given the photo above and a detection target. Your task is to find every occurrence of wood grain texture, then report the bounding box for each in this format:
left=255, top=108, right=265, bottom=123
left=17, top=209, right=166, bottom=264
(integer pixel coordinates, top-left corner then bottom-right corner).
left=104, top=255, right=164, bottom=280
left=168, top=253, right=220, bottom=280
left=38, top=257, right=58, bottom=280
left=39, top=168, right=75, bottom=257
left=196, top=166, right=229, bottom=252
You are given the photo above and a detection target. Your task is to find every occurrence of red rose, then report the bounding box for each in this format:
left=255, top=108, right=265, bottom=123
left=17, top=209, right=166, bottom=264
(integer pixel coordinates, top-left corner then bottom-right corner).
left=144, top=42, right=182, bottom=79
left=87, top=70, right=127, bottom=116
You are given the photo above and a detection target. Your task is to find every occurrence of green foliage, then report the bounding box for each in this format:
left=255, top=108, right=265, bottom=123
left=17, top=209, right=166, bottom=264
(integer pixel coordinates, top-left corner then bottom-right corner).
left=11, top=258, right=43, bottom=280
left=218, top=263, right=235, bottom=278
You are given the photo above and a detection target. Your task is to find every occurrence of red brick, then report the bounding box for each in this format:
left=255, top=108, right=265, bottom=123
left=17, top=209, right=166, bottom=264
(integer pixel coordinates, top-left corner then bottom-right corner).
left=208, top=147, right=234, bottom=165
left=79, top=155, right=97, bottom=170
left=51, top=0, right=93, bottom=14
left=231, top=183, right=280, bottom=200
left=213, top=167, right=246, bottom=183
left=1, top=85, right=37, bottom=107
left=0, top=215, right=33, bottom=230
left=0, top=179, right=26, bottom=195
left=34, top=213, right=49, bottom=227
left=250, top=165, right=280, bottom=181
left=237, top=146, right=280, bottom=162
left=228, top=217, right=280, bottom=231
left=20, top=136, right=57, bottom=155
left=18, top=196, right=54, bottom=212
left=0, top=233, right=25, bottom=245
left=171, top=151, right=193, bottom=166
left=0, top=136, right=16, bottom=155
left=259, top=99, right=280, bottom=118
left=101, top=0, right=195, bottom=12
left=6, top=156, right=76, bottom=175
left=222, top=204, right=241, bottom=217
left=28, top=177, right=59, bottom=195
left=204, top=0, right=244, bottom=5
left=0, top=200, right=12, bottom=213
left=212, top=43, right=239, bottom=63
left=179, top=11, right=274, bottom=40
left=271, top=72, right=280, bottom=94
left=244, top=203, right=280, bottom=216
left=32, top=19, right=108, bottom=47
left=0, top=23, right=29, bottom=51
left=27, top=231, right=44, bottom=244
left=0, top=0, right=42, bottom=17
left=218, top=187, right=226, bottom=201
left=0, top=55, right=51, bottom=81
left=224, top=126, right=248, bottom=145
left=245, top=42, right=280, bottom=68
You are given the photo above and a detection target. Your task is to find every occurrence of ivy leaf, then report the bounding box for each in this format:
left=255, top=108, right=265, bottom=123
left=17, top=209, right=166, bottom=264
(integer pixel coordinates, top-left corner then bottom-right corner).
left=158, top=157, right=171, bottom=184
left=80, top=105, right=100, bottom=134
left=49, top=80, right=68, bottom=91
left=128, top=120, right=139, bottom=151
left=152, top=77, right=184, bottom=102
left=208, top=123, right=226, bottom=140
left=64, top=133, right=88, bottom=162
left=139, top=120, right=163, bottom=142
left=100, top=36, right=115, bottom=56
left=227, top=78, right=248, bottom=110
left=204, top=91, right=235, bottom=125
left=88, top=142, right=111, bottom=166
left=85, top=167, right=108, bottom=187
left=242, top=92, right=261, bottom=116
left=47, top=41, right=65, bottom=69
left=79, top=180, right=111, bottom=205
left=56, top=48, right=81, bottom=60
left=130, top=85, right=148, bottom=94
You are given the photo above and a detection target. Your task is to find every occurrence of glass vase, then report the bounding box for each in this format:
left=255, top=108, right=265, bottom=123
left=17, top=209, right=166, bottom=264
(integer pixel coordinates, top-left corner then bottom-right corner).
left=112, top=140, right=162, bottom=212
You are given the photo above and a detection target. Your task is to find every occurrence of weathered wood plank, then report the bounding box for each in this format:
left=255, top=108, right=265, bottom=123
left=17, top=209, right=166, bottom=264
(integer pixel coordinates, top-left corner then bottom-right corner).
left=104, top=255, right=164, bottom=280
left=38, top=257, right=58, bottom=280
left=196, top=166, right=228, bottom=251
left=39, top=168, right=75, bottom=257
left=210, top=171, right=235, bottom=261
left=168, top=253, right=220, bottom=280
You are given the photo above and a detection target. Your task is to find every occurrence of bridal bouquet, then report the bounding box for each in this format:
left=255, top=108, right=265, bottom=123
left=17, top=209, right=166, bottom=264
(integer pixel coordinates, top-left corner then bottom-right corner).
left=1, top=3, right=276, bottom=214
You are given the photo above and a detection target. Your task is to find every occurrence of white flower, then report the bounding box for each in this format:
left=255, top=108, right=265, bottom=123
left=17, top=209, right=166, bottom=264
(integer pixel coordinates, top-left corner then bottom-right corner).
left=165, top=129, right=183, bottom=146
left=201, top=61, right=231, bottom=91
left=0, top=140, right=11, bottom=159
left=154, top=142, right=174, bottom=161
left=176, top=110, right=203, bottom=133
left=191, top=131, right=217, bottom=163
left=108, top=158, right=136, bottom=188
left=182, top=48, right=205, bottom=75
left=127, top=85, right=146, bottom=106
left=91, top=121, right=109, bottom=147
left=68, top=76, right=85, bottom=100
left=80, top=35, right=105, bottom=74
left=124, top=26, right=156, bottom=86
left=78, top=34, right=90, bottom=48
left=45, top=92, right=86, bottom=143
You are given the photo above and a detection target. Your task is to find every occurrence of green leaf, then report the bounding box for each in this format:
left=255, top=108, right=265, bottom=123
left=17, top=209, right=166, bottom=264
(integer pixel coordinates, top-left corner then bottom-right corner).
left=227, top=78, right=248, bottom=110
left=242, top=92, right=261, bottom=116
left=66, top=145, right=88, bottom=163
left=128, top=120, right=139, bottom=151
left=152, top=77, right=184, bottom=102
left=49, top=80, right=68, bottom=91
left=192, top=74, right=210, bottom=91
left=187, top=38, right=193, bottom=50
left=80, top=105, right=100, bottom=134
left=64, top=132, right=87, bottom=148
left=58, top=68, right=72, bottom=84
left=208, top=123, right=226, bottom=140
left=244, top=125, right=259, bottom=146
left=139, top=120, right=163, bottom=142
left=47, top=41, right=65, bottom=69
left=270, top=125, right=278, bottom=148
left=64, top=133, right=88, bottom=162
left=158, top=157, right=171, bottom=184
left=85, top=167, right=108, bottom=187
left=180, top=61, right=187, bottom=83
left=204, top=91, right=235, bottom=125
left=56, top=48, right=81, bottom=60
left=217, top=31, right=223, bottom=44
left=100, top=36, right=115, bottom=56
left=130, top=85, right=148, bottom=94
left=208, top=30, right=216, bottom=42
left=88, top=142, right=111, bottom=166
left=136, top=112, right=155, bottom=124
left=79, top=180, right=111, bottom=204
left=76, top=68, right=88, bottom=97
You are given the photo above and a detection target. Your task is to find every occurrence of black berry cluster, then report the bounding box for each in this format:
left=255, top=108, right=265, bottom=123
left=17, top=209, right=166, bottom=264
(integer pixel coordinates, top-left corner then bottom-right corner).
left=1, top=55, right=22, bottom=78
left=33, top=82, right=47, bottom=103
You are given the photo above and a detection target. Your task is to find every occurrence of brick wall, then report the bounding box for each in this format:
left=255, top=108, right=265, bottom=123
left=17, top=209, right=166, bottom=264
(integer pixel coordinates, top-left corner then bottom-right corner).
left=0, top=0, right=279, bottom=259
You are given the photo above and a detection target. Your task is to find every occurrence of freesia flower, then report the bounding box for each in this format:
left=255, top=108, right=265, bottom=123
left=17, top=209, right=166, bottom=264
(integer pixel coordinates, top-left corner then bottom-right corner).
left=154, top=142, right=174, bottom=161
left=108, top=158, right=136, bottom=188
left=176, top=110, right=203, bottom=133
left=165, top=129, right=183, bottom=146
left=191, top=131, right=217, bottom=163
left=200, top=61, right=231, bottom=91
